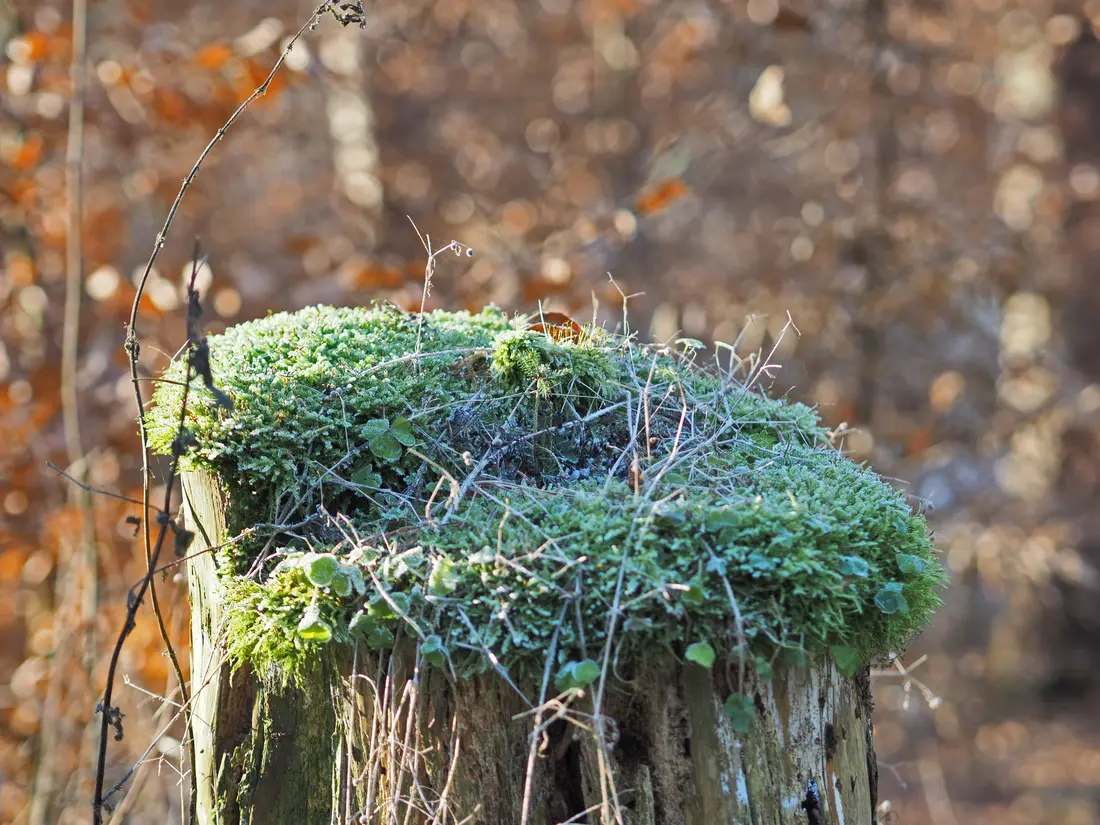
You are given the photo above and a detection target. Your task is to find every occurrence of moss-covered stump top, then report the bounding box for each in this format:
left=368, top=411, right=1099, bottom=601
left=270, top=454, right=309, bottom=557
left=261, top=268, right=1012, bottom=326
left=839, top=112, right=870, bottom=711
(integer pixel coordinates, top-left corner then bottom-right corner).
left=152, top=304, right=943, bottom=687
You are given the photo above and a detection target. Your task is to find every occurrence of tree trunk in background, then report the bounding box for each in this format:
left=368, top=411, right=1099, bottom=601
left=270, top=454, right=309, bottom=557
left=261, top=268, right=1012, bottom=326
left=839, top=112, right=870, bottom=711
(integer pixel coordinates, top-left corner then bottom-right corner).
left=182, top=470, right=877, bottom=825
left=1047, top=26, right=1100, bottom=703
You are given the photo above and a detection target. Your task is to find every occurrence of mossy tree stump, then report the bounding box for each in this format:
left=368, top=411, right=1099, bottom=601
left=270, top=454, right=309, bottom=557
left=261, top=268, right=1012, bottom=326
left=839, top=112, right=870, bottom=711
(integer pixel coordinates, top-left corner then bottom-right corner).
left=154, top=305, right=944, bottom=825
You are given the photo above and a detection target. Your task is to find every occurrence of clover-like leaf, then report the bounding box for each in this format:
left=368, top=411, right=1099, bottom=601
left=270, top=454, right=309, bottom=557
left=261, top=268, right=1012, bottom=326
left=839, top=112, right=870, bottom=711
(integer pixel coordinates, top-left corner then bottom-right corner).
left=347, top=566, right=366, bottom=596
left=836, top=556, right=871, bottom=578
left=331, top=569, right=353, bottom=598
left=831, top=644, right=863, bottom=678
left=572, top=659, right=601, bottom=685
left=304, top=553, right=340, bottom=588
left=367, top=593, right=404, bottom=621
left=365, top=624, right=394, bottom=650
left=348, top=612, right=376, bottom=639
left=363, top=418, right=390, bottom=437
left=369, top=431, right=403, bottom=462
left=351, top=466, right=382, bottom=491
left=297, top=604, right=332, bottom=643
left=421, top=634, right=447, bottom=668
left=655, top=504, right=688, bottom=525
left=680, top=584, right=707, bottom=605
left=895, top=553, right=928, bottom=576
left=388, top=546, right=425, bottom=578
left=390, top=416, right=417, bottom=447
left=467, top=546, right=495, bottom=565
left=428, top=555, right=460, bottom=596
left=703, top=507, right=739, bottom=532
left=874, top=582, right=910, bottom=615
left=685, top=641, right=716, bottom=669
left=754, top=656, right=773, bottom=681
left=556, top=659, right=601, bottom=690
left=722, top=693, right=755, bottom=734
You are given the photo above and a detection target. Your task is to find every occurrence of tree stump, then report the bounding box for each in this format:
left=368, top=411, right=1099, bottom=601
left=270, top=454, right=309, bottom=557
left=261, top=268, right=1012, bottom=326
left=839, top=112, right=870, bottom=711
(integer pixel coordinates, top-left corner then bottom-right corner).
left=153, top=305, right=943, bottom=824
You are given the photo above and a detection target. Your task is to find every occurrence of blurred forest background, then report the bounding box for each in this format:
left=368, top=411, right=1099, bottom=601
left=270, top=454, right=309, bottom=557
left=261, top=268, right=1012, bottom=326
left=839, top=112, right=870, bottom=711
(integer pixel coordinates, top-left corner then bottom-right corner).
left=3, top=0, right=1100, bottom=822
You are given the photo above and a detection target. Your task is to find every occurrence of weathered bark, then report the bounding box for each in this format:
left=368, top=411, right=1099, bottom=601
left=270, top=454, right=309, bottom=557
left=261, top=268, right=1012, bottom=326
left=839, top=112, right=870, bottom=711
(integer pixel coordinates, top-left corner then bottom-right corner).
left=183, top=470, right=877, bottom=825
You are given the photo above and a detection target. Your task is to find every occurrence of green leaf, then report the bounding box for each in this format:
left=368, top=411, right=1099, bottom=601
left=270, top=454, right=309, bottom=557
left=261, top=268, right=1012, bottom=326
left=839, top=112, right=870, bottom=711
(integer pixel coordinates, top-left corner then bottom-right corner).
left=388, top=547, right=425, bottom=577
left=831, top=644, right=863, bottom=678
left=363, top=418, right=390, bottom=437
left=556, top=659, right=601, bottom=690
left=348, top=612, right=376, bottom=639
left=663, top=472, right=689, bottom=486
left=365, top=625, right=394, bottom=650
left=837, top=556, right=871, bottom=578
left=680, top=584, right=706, bottom=605
left=367, top=593, right=407, bottom=621
left=685, top=641, right=716, bottom=669
left=369, top=432, right=403, bottom=462
left=571, top=659, right=601, bottom=686
left=297, top=605, right=332, bottom=643
left=304, top=553, right=340, bottom=588
left=347, top=566, right=367, bottom=596
left=722, top=693, right=755, bottom=734
left=754, top=656, right=773, bottom=680
left=656, top=506, right=688, bottom=525
left=331, top=570, right=353, bottom=597
left=390, top=416, right=417, bottom=447
left=874, top=583, right=909, bottom=616
left=351, top=466, right=382, bottom=491
left=428, top=556, right=460, bottom=596
left=421, top=634, right=447, bottom=667
left=895, top=553, right=928, bottom=576
left=703, top=507, right=739, bottom=532
left=467, top=546, right=495, bottom=565
left=622, top=616, right=653, bottom=632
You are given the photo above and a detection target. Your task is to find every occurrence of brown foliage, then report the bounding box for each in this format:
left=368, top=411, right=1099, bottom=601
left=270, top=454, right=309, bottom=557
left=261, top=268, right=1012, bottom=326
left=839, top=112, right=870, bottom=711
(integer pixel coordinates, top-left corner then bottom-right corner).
left=2, top=0, right=1100, bottom=823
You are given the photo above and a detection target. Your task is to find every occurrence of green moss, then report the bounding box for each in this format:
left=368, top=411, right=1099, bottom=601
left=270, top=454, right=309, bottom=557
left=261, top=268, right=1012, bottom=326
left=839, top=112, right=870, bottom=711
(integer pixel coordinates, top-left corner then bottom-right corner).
left=153, top=303, right=944, bottom=687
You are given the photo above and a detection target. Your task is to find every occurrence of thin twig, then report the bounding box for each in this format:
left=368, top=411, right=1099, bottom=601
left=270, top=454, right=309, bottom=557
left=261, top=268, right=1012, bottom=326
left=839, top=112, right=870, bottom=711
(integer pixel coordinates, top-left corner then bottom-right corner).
left=519, top=602, right=569, bottom=825
left=94, top=11, right=342, bottom=821
left=47, top=461, right=164, bottom=510
left=94, top=278, right=201, bottom=824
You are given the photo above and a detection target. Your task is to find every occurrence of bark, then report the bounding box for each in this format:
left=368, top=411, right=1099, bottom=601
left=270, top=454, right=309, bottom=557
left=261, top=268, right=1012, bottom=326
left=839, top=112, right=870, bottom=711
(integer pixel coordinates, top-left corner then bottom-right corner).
left=183, top=470, right=877, bottom=825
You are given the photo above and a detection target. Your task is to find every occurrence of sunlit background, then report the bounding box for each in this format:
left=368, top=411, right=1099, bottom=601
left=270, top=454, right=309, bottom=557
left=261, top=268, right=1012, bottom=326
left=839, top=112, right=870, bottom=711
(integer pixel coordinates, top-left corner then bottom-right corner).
left=3, top=0, right=1100, bottom=822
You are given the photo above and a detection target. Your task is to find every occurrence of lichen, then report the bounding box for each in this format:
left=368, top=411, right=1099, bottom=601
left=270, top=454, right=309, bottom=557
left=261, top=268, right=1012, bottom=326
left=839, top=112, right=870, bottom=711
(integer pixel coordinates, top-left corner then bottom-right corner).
left=151, top=303, right=945, bottom=687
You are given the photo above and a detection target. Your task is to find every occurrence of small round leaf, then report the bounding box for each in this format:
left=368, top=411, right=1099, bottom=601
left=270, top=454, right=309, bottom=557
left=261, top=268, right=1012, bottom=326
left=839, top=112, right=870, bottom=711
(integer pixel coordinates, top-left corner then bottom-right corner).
left=297, top=605, right=332, bottom=643
left=895, top=553, right=928, bottom=576
left=831, top=644, right=863, bottom=678
left=685, top=641, right=716, bottom=669
left=874, top=583, right=910, bottom=615
left=428, top=556, right=459, bottom=596
left=722, top=693, right=755, bottom=734
left=369, top=432, right=403, bottom=462
left=304, top=553, right=340, bottom=588
left=390, top=416, right=418, bottom=447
